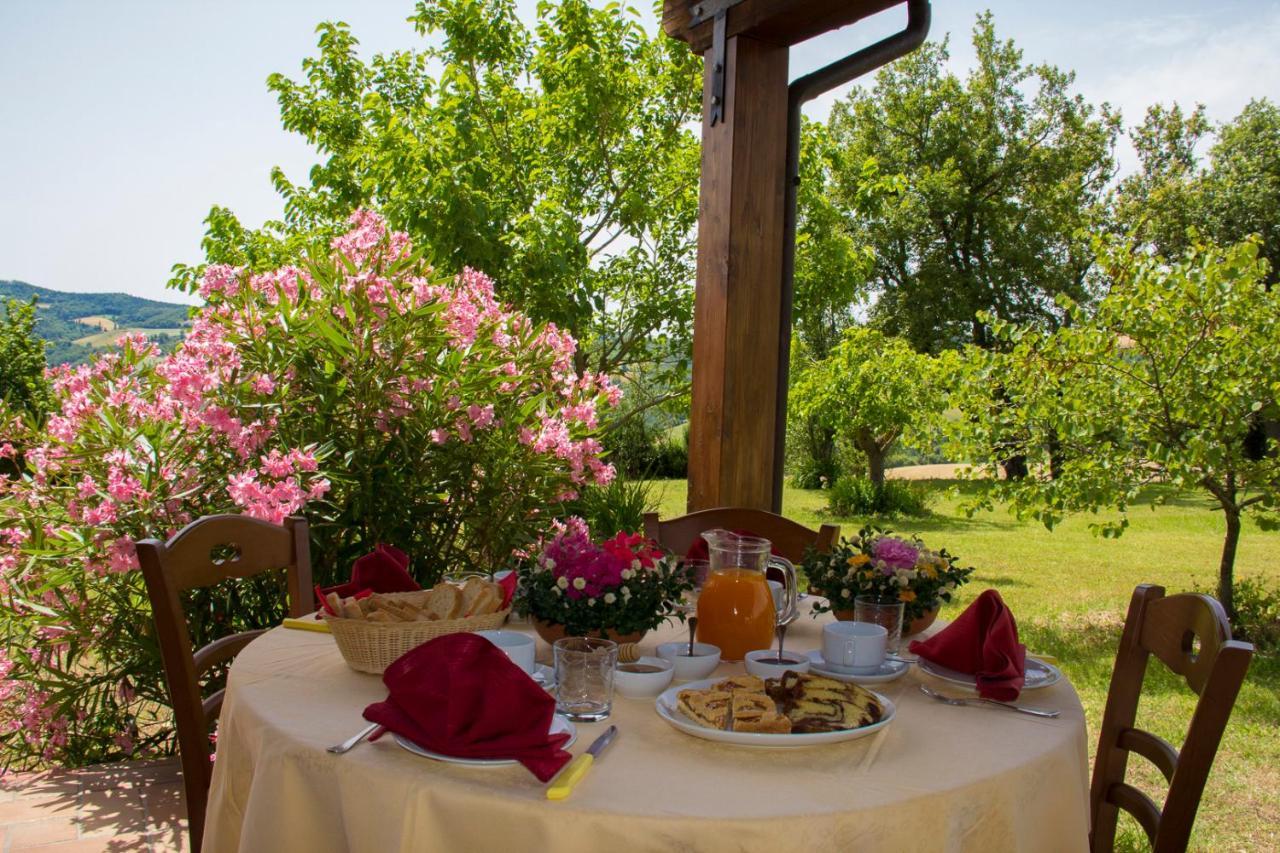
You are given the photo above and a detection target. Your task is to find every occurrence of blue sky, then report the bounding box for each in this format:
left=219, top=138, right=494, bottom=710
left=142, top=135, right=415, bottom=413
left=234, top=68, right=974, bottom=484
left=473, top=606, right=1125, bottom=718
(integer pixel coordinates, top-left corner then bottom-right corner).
left=2, top=1, right=1277, bottom=303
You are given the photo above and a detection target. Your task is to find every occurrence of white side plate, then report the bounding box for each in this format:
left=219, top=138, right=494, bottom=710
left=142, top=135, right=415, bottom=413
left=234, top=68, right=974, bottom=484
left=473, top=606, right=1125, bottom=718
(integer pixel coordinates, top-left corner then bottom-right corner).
left=393, top=714, right=577, bottom=766
left=654, top=678, right=894, bottom=747
left=917, top=656, right=1062, bottom=691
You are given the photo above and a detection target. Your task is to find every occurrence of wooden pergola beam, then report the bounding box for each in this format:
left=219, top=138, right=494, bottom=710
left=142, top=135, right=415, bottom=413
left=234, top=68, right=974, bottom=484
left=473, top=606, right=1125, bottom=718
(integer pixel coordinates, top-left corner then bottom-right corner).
left=663, top=0, right=903, bottom=53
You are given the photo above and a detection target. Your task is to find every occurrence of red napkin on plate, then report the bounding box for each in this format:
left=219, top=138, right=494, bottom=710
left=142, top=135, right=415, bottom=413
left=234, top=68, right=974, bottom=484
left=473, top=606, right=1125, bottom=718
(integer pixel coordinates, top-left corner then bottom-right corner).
left=908, top=589, right=1027, bottom=701
left=319, top=544, right=420, bottom=605
left=363, top=633, right=572, bottom=782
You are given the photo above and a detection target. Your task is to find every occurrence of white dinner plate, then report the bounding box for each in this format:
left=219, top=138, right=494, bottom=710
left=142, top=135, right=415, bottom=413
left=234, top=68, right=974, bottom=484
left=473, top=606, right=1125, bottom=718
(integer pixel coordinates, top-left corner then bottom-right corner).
left=806, top=651, right=910, bottom=684
left=393, top=714, right=577, bottom=766
left=655, top=678, right=894, bottom=748
left=917, top=656, right=1062, bottom=691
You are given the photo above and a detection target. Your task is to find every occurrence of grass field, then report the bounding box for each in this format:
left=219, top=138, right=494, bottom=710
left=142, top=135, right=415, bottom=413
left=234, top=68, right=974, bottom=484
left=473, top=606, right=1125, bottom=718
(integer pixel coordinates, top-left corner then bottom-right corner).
left=643, top=478, right=1279, bottom=851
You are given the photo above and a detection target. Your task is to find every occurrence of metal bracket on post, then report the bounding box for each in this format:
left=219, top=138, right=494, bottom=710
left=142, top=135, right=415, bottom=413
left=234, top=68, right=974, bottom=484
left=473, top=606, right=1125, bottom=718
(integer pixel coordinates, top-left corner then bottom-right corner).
left=688, top=0, right=743, bottom=126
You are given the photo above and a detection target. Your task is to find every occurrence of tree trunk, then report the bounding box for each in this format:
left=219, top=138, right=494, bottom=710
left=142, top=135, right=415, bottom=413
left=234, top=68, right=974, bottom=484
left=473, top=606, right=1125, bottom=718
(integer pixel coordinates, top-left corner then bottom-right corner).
left=1218, top=505, right=1241, bottom=618
left=1001, top=454, right=1029, bottom=480
left=1047, top=428, right=1064, bottom=480
left=854, top=429, right=889, bottom=488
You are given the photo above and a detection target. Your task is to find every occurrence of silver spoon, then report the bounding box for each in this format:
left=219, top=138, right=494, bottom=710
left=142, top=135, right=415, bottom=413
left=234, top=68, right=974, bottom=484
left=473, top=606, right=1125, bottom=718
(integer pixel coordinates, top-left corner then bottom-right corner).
left=918, top=684, right=1060, bottom=718
left=775, top=621, right=790, bottom=663
left=328, top=722, right=380, bottom=754
left=686, top=616, right=698, bottom=656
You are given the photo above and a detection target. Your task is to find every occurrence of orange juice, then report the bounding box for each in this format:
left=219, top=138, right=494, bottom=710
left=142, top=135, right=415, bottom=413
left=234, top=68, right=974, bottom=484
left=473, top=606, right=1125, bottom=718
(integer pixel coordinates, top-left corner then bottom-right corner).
left=696, top=568, right=776, bottom=661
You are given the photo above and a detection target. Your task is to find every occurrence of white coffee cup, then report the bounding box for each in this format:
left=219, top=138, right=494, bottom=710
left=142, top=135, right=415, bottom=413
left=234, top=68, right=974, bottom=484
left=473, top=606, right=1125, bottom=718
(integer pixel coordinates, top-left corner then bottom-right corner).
left=821, top=621, right=886, bottom=674
left=476, top=630, right=536, bottom=674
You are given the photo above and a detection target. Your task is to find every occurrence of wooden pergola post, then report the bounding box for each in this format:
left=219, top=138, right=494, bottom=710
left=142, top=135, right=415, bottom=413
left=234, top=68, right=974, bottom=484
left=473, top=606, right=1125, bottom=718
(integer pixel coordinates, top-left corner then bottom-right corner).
left=688, top=35, right=789, bottom=512
left=664, top=0, right=928, bottom=513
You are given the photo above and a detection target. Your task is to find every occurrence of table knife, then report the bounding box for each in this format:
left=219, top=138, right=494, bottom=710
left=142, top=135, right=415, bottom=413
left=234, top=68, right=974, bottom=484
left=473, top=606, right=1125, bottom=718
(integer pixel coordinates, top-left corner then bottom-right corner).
left=546, top=725, right=617, bottom=800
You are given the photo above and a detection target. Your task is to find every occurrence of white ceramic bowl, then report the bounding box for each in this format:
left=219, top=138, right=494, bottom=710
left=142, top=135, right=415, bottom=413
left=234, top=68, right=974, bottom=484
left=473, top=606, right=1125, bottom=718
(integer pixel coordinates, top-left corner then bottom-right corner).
left=656, top=642, right=722, bottom=681
left=613, top=656, right=675, bottom=698
left=743, top=649, right=812, bottom=680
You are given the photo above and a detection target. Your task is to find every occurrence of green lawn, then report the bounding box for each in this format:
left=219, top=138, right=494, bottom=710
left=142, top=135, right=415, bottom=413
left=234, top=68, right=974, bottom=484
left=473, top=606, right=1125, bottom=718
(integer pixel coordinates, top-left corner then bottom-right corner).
left=643, top=478, right=1279, bottom=852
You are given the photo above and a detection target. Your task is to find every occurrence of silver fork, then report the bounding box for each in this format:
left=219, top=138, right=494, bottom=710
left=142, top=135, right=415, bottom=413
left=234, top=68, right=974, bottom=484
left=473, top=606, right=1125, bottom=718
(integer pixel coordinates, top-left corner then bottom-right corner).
left=328, top=722, right=380, bottom=754
left=919, top=684, right=1060, bottom=718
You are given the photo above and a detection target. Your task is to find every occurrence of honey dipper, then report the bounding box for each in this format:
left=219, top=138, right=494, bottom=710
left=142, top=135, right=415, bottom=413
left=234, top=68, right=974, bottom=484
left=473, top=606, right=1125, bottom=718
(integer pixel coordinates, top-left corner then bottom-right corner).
left=616, top=642, right=642, bottom=663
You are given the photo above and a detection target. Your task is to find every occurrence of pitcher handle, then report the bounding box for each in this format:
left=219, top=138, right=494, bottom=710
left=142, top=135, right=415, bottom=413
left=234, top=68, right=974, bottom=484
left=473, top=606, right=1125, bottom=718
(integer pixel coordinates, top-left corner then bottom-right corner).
left=768, top=556, right=800, bottom=625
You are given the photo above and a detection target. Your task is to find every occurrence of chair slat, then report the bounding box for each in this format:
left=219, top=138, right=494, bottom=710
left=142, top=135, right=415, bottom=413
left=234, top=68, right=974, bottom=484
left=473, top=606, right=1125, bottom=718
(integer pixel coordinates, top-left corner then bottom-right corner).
left=1117, top=728, right=1179, bottom=783
left=642, top=507, right=838, bottom=564
left=192, top=630, right=268, bottom=679
left=1106, top=782, right=1161, bottom=847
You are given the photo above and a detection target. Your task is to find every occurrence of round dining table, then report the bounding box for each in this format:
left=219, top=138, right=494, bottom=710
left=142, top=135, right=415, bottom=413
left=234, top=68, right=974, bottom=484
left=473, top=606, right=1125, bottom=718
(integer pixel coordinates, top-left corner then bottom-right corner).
left=203, top=605, right=1091, bottom=852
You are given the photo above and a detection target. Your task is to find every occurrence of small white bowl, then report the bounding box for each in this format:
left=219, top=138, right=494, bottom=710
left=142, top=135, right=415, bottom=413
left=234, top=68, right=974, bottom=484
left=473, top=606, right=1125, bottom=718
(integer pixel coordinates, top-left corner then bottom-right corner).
left=744, top=649, right=812, bottom=680
left=656, top=642, right=722, bottom=681
left=613, top=656, right=675, bottom=698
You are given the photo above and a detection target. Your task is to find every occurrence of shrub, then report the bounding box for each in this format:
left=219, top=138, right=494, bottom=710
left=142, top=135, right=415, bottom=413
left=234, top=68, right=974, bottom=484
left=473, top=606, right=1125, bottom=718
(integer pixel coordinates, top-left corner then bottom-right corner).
left=568, top=477, right=652, bottom=539
left=1216, top=577, right=1280, bottom=651
left=603, top=418, right=686, bottom=480
left=827, top=476, right=931, bottom=517
left=0, top=209, right=616, bottom=769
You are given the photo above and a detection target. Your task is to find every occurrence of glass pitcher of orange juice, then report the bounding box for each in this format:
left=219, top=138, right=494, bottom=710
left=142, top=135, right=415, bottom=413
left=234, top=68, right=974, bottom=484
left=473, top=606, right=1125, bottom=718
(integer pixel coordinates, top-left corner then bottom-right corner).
left=696, top=530, right=798, bottom=661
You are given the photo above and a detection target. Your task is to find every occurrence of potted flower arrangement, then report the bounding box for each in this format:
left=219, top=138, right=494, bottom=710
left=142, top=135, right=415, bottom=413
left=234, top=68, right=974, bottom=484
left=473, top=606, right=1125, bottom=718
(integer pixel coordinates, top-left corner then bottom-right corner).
left=515, top=518, right=691, bottom=643
left=804, top=524, right=974, bottom=635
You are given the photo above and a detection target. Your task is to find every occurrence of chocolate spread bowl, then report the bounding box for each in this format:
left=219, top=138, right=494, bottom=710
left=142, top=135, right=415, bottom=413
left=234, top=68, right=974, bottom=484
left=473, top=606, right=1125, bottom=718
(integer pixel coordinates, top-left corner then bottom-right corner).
left=743, top=649, right=812, bottom=680
left=613, top=656, right=675, bottom=698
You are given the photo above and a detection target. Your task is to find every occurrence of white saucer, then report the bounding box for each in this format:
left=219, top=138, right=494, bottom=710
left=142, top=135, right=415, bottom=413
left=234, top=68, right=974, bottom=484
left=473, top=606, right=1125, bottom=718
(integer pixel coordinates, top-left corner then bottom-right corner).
left=393, top=714, right=576, bottom=766
left=807, top=651, right=909, bottom=684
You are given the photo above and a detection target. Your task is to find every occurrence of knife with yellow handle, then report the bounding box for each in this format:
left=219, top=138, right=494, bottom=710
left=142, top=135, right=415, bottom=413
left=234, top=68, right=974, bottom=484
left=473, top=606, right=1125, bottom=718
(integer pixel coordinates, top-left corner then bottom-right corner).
left=547, top=725, right=617, bottom=800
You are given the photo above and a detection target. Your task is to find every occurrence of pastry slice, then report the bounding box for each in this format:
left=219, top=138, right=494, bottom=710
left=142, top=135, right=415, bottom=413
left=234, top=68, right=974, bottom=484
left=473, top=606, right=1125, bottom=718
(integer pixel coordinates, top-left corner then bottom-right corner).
left=713, top=675, right=767, bottom=695
left=732, top=710, right=793, bottom=734
left=676, top=689, right=731, bottom=730
left=729, top=691, right=793, bottom=734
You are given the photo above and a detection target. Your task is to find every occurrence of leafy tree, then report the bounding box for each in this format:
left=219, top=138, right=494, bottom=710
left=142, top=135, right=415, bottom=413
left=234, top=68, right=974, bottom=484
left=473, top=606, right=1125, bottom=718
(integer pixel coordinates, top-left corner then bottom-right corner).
left=947, top=237, right=1279, bottom=615
left=786, top=121, right=891, bottom=486
left=1115, top=99, right=1280, bottom=285
left=172, top=0, right=701, bottom=390
left=0, top=298, right=51, bottom=423
left=823, top=13, right=1119, bottom=353
left=791, top=327, right=939, bottom=486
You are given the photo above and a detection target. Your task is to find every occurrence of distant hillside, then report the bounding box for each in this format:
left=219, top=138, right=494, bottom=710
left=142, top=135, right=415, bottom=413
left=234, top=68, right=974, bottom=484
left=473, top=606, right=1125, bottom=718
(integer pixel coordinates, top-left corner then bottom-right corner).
left=0, top=280, right=192, bottom=366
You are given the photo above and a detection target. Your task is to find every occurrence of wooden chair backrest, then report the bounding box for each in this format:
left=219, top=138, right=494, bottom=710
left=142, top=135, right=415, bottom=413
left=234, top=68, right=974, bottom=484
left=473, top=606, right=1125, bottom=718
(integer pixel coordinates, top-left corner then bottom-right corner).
left=137, top=514, right=312, bottom=853
left=1089, top=584, right=1253, bottom=853
left=642, top=507, right=839, bottom=564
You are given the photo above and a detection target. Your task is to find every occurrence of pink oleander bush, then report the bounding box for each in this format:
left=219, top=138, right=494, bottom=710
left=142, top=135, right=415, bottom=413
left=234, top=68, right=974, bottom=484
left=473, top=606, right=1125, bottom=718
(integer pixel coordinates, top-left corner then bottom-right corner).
left=0, top=209, right=617, bottom=768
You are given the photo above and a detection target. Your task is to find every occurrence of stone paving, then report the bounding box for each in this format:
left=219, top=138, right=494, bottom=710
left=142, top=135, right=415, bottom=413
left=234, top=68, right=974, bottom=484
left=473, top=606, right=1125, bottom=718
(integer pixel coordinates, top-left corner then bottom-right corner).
left=0, top=760, right=187, bottom=852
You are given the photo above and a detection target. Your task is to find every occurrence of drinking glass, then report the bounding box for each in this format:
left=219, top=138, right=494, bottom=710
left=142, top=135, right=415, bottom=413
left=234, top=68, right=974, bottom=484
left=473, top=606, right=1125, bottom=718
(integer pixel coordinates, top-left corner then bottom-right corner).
left=853, top=595, right=905, bottom=655
left=553, top=637, right=618, bottom=722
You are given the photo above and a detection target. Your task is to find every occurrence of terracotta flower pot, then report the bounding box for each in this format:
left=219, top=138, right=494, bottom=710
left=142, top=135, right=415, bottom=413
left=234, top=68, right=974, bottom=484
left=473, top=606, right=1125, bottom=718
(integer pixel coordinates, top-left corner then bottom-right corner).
left=905, top=607, right=940, bottom=637
left=532, top=618, right=646, bottom=646
left=833, top=604, right=939, bottom=637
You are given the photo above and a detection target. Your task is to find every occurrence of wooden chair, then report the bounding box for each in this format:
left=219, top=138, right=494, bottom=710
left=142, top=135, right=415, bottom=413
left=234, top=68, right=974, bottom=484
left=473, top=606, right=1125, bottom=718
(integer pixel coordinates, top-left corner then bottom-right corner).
left=642, top=507, right=839, bottom=565
left=1089, top=584, right=1253, bottom=853
left=137, top=515, right=312, bottom=853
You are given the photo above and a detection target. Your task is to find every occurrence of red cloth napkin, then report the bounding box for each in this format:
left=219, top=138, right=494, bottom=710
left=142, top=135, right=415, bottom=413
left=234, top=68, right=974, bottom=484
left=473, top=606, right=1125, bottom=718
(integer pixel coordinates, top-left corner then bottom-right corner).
left=494, top=570, right=517, bottom=609
left=908, top=589, right=1027, bottom=701
left=363, top=633, right=572, bottom=782
left=319, top=544, right=420, bottom=604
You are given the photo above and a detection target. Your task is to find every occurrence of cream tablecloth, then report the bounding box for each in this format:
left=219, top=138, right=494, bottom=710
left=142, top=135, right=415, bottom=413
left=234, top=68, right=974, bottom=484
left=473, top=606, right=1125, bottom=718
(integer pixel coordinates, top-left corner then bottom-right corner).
left=204, top=607, right=1090, bottom=852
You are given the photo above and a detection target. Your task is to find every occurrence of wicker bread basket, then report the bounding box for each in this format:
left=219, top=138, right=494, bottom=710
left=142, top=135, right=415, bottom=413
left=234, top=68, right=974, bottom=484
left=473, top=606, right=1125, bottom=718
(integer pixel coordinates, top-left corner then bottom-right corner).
left=325, top=590, right=511, bottom=674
